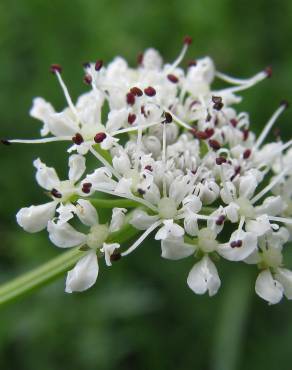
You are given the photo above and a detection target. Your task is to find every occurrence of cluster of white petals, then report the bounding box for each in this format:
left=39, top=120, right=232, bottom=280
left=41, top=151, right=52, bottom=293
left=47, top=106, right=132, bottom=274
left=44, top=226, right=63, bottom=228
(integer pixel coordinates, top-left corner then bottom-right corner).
left=5, top=37, right=292, bottom=304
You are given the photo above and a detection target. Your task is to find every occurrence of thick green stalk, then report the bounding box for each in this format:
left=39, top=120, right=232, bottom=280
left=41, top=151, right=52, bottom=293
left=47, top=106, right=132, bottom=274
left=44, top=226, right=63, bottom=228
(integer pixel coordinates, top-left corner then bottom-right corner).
left=0, top=248, right=83, bottom=306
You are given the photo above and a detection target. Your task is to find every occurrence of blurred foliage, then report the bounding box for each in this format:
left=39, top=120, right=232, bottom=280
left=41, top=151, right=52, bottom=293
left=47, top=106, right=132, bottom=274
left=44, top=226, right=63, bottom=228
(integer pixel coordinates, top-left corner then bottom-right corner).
left=0, top=0, right=292, bottom=369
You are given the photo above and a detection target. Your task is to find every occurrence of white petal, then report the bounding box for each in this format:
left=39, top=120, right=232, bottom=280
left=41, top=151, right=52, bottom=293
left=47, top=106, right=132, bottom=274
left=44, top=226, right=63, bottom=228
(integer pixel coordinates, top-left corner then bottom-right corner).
left=100, top=135, right=119, bottom=150
left=255, top=269, right=284, bottom=304
left=275, top=268, right=292, bottom=299
left=218, top=230, right=257, bottom=261
left=48, top=220, right=86, bottom=248
left=182, top=195, right=202, bottom=213
left=225, top=203, right=239, bottom=223
left=86, top=167, right=117, bottom=191
left=68, top=154, right=86, bottom=183
left=65, top=251, right=99, bottom=293
left=16, top=201, right=56, bottom=233
left=256, top=196, right=286, bottom=217
left=47, top=110, right=78, bottom=137
left=114, top=178, right=133, bottom=196
left=109, top=208, right=127, bottom=232
left=33, top=158, right=60, bottom=190
left=101, top=242, right=120, bottom=266
left=130, top=210, right=159, bottom=230
left=161, top=238, right=196, bottom=260
left=184, top=212, right=199, bottom=236
left=76, top=199, right=98, bottom=226
left=187, top=256, right=221, bottom=296
left=30, top=97, right=55, bottom=136
left=112, top=150, right=131, bottom=175
left=155, top=220, right=185, bottom=240
left=56, top=203, right=76, bottom=225
left=246, top=215, right=272, bottom=237
left=239, top=174, right=257, bottom=199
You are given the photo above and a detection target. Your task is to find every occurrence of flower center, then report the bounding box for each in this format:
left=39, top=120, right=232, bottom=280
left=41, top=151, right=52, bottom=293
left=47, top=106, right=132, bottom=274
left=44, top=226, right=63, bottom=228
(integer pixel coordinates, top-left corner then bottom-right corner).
left=198, top=228, right=218, bottom=253
left=236, top=197, right=255, bottom=218
left=87, top=224, right=109, bottom=249
left=158, top=197, right=177, bottom=219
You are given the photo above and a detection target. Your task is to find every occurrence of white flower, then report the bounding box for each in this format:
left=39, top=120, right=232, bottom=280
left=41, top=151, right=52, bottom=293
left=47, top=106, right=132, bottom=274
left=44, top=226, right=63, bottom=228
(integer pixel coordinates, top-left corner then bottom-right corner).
left=187, top=255, right=221, bottom=296
left=6, top=38, right=292, bottom=302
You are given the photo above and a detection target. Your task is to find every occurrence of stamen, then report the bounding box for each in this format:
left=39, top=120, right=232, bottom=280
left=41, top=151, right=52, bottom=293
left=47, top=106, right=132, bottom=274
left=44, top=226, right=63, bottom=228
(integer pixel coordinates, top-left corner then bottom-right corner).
left=130, top=87, right=143, bottom=96
left=144, top=86, right=156, bottom=97
left=110, top=251, right=122, bottom=262
left=111, top=121, right=160, bottom=136
left=121, top=220, right=162, bottom=256
left=216, top=215, right=225, bottom=225
left=89, top=147, right=121, bottom=180
left=95, top=60, right=103, bottom=71
left=128, top=113, right=136, bottom=124
left=163, top=112, right=173, bottom=123
left=216, top=157, right=227, bottom=165
left=167, top=74, right=179, bottom=83
left=209, top=139, right=221, bottom=151
left=212, top=96, right=224, bottom=111
left=94, top=132, right=107, bottom=143
left=230, top=240, right=242, bottom=248
left=1, top=139, right=11, bottom=145
left=267, top=216, right=292, bottom=225
left=53, top=70, right=79, bottom=118
left=126, top=92, right=136, bottom=105
left=251, top=167, right=291, bottom=204
left=255, top=101, right=288, bottom=150
left=162, top=122, right=167, bottom=197
left=8, top=136, right=72, bottom=144
left=51, top=188, right=62, bottom=198
left=72, top=133, right=84, bottom=145
left=243, top=149, right=252, bottom=159
left=215, top=67, right=271, bottom=85
left=167, top=35, right=192, bottom=72
left=50, top=64, right=62, bottom=74
left=164, top=108, right=193, bottom=130
left=83, top=74, right=92, bottom=85
left=82, top=183, right=92, bottom=194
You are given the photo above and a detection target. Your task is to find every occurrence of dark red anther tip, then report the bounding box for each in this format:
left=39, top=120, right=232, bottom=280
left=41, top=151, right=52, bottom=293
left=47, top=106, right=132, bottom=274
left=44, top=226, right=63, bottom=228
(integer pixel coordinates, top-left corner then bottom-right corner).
left=94, top=132, right=106, bottom=143
left=167, top=74, right=179, bottom=83
left=51, top=188, right=62, bottom=199
left=212, top=96, right=224, bottom=111
left=128, top=113, right=136, bottom=125
left=188, top=59, right=197, bottom=67
left=230, top=240, right=243, bottom=248
left=265, top=66, right=273, bottom=78
left=72, top=133, right=84, bottom=145
left=82, top=182, right=92, bottom=194
left=230, top=118, right=238, bottom=127
left=126, top=92, right=135, bottom=105
left=205, top=128, right=214, bottom=138
left=144, top=165, right=153, bottom=172
left=216, top=215, right=225, bottom=226
left=183, top=35, right=192, bottom=45
left=95, top=60, right=103, bottom=71
left=50, top=64, right=62, bottom=74
left=242, top=129, right=249, bottom=141
left=110, top=251, right=122, bottom=262
left=1, top=139, right=11, bottom=146
left=130, top=87, right=143, bottom=97
left=137, top=52, right=143, bottom=65
left=216, top=157, right=227, bottom=165
left=144, top=86, right=156, bottom=97
left=163, top=112, right=173, bottom=124
left=280, top=99, right=289, bottom=109
left=83, top=74, right=92, bottom=85
left=209, top=139, right=221, bottom=151
left=243, top=149, right=252, bottom=159
left=82, top=62, right=90, bottom=69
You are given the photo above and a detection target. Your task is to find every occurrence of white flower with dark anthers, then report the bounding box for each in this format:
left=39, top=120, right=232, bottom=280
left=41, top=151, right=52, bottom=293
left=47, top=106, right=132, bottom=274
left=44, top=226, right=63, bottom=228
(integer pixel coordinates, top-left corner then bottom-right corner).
left=16, top=154, right=87, bottom=232
left=3, top=37, right=292, bottom=302
left=48, top=199, right=125, bottom=293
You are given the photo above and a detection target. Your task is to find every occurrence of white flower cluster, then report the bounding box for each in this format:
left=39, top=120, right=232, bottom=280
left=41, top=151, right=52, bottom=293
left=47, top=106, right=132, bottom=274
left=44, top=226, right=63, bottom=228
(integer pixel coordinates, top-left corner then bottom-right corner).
left=4, top=37, right=292, bottom=304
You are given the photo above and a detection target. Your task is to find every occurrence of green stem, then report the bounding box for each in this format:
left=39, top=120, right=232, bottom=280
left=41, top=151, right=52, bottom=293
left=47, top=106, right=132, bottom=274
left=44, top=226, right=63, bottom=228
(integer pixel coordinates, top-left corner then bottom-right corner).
left=211, top=266, right=253, bottom=370
left=90, top=198, right=141, bottom=209
left=0, top=248, right=83, bottom=306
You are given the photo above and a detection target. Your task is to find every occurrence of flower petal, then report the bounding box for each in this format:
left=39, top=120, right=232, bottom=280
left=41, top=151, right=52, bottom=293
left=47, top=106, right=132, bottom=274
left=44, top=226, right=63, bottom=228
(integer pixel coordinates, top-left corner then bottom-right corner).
left=76, top=199, right=98, bottom=226
left=187, top=255, right=221, bottom=296
left=33, top=158, right=60, bottom=190
left=48, top=220, right=86, bottom=248
left=130, top=210, right=159, bottom=230
left=65, top=251, right=99, bottom=293
left=255, top=269, right=284, bottom=304
left=16, top=201, right=57, bottom=233
left=161, top=237, right=196, bottom=260
left=68, top=154, right=86, bottom=183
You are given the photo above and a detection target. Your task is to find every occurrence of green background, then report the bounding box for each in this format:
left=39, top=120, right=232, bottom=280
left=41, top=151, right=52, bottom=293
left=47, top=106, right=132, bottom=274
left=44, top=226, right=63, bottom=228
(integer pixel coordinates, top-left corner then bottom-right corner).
left=0, top=1, right=291, bottom=369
